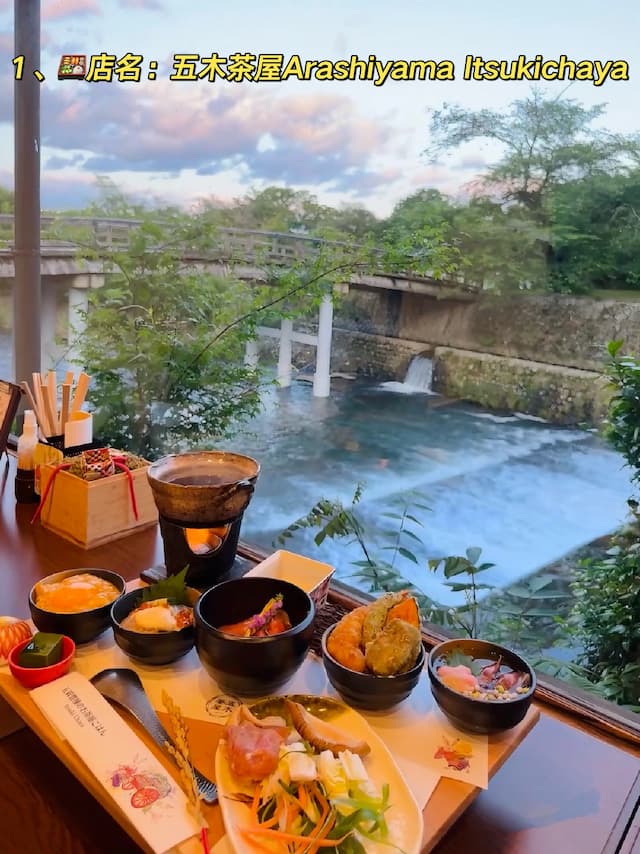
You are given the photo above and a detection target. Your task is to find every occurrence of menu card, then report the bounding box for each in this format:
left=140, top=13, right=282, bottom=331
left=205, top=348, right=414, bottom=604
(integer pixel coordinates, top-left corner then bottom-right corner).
left=30, top=672, right=203, bottom=854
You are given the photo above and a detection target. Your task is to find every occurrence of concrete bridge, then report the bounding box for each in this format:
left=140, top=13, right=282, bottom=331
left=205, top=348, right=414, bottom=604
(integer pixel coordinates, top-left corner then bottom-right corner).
left=0, top=214, right=477, bottom=394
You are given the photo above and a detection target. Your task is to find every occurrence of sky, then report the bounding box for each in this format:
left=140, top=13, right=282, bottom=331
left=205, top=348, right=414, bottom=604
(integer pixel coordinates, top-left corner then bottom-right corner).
left=0, top=0, right=638, bottom=217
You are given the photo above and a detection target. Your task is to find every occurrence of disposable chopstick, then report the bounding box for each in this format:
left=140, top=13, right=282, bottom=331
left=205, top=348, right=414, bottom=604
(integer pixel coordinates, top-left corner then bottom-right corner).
left=41, top=382, right=57, bottom=438
left=32, top=372, right=51, bottom=436
left=69, top=372, right=90, bottom=414
left=20, top=381, right=44, bottom=433
left=46, top=371, right=58, bottom=433
left=60, top=383, right=71, bottom=432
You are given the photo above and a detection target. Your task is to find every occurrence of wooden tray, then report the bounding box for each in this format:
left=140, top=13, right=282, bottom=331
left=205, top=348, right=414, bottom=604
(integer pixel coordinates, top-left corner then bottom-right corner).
left=0, top=662, right=538, bottom=854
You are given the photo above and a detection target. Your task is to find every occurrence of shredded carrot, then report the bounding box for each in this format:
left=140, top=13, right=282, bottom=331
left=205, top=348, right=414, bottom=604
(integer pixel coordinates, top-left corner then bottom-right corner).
left=239, top=825, right=349, bottom=848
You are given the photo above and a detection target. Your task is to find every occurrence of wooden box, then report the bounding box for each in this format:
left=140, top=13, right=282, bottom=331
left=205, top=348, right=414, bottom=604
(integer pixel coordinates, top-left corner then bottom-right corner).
left=38, top=463, right=158, bottom=549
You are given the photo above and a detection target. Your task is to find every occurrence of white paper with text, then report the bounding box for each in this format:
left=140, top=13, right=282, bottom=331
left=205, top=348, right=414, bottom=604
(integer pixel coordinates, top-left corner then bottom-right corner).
left=30, top=672, right=202, bottom=854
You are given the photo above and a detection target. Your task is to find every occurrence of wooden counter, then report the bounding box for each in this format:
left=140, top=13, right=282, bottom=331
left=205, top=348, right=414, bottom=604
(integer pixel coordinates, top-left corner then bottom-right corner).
left=0, top=454, right=638, bottom=853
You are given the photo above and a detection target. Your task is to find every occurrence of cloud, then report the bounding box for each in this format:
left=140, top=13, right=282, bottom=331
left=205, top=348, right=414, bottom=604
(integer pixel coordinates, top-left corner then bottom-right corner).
left=455, top=154, right=489, bottom=172
left=42, top=0, right=100, bottom=21
left=33, top=82, right=393, bottom=193
left=45, top=152, right=86, bottom=169
left=119, top=0, right=165, bottom=7
left=41, top=170, right=99, bottom=208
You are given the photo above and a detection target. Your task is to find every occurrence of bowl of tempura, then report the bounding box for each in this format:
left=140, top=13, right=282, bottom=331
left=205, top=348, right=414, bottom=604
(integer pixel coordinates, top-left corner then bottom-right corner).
left=320, top=591, right=425, bottom=711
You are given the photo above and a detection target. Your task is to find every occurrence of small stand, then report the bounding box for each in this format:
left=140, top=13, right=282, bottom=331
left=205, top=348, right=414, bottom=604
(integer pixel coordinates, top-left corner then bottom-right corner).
left=140, top=554, right=252, bottom=589
left=0, top=380, right=22, bottom=459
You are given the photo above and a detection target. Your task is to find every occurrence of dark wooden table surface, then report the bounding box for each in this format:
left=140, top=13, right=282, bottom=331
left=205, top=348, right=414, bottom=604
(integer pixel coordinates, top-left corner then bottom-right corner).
left=0, top=453, right=638, bottom=854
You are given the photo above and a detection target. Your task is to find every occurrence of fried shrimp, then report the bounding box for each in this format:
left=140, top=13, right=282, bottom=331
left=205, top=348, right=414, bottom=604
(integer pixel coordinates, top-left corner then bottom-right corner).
left=361, top=591, right=408, bottom=647
left=326, top=605, right=368, bottom=672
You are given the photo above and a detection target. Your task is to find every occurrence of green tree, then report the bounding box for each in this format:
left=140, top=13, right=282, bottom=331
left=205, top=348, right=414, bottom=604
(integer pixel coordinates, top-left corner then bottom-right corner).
left=213, top=186, right=330, bottom=234
left=428, top=88, right=636, bottom=217
left=548, top=171, right=640, bottom=292
left=425, top=88, right=640, bottom=292
left=61, top=189, right=335, bottom=457
left=0, top=186, right=14, bottom=213
left=61, top=183, right=455, bottom=458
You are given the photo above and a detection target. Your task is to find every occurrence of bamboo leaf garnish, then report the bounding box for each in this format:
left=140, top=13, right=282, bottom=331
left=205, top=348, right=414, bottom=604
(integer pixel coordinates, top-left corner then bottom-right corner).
left=142, top=566, right=190, bottom=605
left=162, top=690, right=210, bottom=853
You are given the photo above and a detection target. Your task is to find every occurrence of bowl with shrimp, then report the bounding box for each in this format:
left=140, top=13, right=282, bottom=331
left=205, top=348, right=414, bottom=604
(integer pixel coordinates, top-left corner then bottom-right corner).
left=320, top=592, right=426, bottom=711
left=427, top=638, right=536, bottom=734
left=194, top=577, right=315, bottom=697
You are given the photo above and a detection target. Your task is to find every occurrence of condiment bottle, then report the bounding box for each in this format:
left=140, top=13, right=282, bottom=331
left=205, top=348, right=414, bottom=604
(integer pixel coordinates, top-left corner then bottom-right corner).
left=15, top=409, right=39, bottom=504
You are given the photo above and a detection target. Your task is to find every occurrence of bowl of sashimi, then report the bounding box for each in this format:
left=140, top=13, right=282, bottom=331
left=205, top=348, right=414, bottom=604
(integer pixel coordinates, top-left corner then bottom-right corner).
left=427, top=638, right=536, bottom=734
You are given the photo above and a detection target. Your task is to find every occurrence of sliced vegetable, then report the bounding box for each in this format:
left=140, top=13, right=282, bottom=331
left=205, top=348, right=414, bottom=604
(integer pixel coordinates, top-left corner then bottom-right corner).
left=385, top=595, right=421, bottom=628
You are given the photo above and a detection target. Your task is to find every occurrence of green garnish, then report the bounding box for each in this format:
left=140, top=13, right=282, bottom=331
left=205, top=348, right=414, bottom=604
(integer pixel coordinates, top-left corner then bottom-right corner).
left=141, top=566, right=190, bottom=606
left=442, top=647, right=485, bottom=675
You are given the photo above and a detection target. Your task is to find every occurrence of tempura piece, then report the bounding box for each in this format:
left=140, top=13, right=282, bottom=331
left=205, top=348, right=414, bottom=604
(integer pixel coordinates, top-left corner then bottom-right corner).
left=361, top=591, right=408, bottom=647
left=326, top=605, right=367, bottom=672
left=364, top=618, right=422, bottom=677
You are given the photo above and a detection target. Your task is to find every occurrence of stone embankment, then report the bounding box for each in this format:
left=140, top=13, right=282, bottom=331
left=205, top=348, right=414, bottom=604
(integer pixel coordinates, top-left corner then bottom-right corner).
left=323, top=291, right=637, bottom=425
left=432, top=347, right=608, bottom=425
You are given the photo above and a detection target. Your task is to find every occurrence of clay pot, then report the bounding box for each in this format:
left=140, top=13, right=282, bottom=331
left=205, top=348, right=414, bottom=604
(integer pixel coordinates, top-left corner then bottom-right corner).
left=146, top=451, right=260, bottom=526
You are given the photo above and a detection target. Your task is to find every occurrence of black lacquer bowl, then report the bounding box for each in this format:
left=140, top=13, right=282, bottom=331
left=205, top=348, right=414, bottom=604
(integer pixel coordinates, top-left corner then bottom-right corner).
left=111, top=587, right=200, bottom=666
left=29, top=568, right=126, bottom=645
left=427, top=638, right=536, bottom=735
left=321, top=624, right=425, bottom=711
left=194, top=577, right=315, bottom=697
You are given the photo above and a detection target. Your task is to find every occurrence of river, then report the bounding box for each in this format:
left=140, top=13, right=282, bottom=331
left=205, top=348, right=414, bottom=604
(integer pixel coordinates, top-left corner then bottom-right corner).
left=2, top=332, right=630, bottom=606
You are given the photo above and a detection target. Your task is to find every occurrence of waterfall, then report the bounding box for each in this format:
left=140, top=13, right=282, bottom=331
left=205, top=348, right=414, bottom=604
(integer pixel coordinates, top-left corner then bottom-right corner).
left=380, top=355, right=434, bottom=394
left=403, top=355, right=433, bottom=392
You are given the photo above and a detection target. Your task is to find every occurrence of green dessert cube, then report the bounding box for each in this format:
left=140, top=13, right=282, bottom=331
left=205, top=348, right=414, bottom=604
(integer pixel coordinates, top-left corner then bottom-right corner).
left=18, top=632, right=64, bottom=668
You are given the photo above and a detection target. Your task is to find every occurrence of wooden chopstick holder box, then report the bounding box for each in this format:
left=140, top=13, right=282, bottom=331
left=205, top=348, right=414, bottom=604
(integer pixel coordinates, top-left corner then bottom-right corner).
left=38, top=462, right=158, bottom=548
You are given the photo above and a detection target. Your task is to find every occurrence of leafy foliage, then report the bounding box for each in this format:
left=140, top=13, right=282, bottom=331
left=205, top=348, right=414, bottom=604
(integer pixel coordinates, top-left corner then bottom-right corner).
left=278, top=486, right=605, bottom=700
left=276, top=485, right=447, bottom=622
left=428, top=549, right=495, bottom=639
left=276, top=485, right=565, bottom=644
left=603, top=339, right=640, bottom=478
left=569, top=543, right=640, bottom=708
left=559, top=340, right=640, bottom=709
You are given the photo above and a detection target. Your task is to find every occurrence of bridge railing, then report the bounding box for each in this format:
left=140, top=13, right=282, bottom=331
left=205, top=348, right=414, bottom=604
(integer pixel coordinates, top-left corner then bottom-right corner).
left=0, top=213, right=480, bottom=291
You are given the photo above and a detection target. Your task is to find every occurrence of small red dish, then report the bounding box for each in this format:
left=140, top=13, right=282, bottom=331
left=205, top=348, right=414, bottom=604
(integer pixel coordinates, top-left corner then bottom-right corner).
left=8, top=635, right=75, bottom=689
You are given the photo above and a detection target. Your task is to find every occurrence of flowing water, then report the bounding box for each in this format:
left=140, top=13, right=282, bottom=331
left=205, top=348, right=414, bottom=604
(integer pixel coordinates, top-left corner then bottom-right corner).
left=2, top=332, right=630, bottom=607
left=379, top=355, right=435, bottom=394
left=234, top=368, right=631, bottom=606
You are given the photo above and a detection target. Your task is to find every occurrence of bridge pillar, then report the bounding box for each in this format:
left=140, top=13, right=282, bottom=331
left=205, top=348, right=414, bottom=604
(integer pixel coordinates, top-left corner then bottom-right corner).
left=313, top=294, right=333, bottom=398
left=244, top=338, right=258, bottom=369
left=277, top=318, right=293, bottom=387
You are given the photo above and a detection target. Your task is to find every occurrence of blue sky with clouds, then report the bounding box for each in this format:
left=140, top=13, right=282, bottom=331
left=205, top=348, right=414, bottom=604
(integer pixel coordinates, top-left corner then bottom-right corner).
left=0, top=0, right=638, bottom=215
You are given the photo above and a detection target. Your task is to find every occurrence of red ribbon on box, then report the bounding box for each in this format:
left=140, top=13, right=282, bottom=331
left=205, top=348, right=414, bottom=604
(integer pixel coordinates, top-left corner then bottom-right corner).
left=31, top=448, right=139, bottom=524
